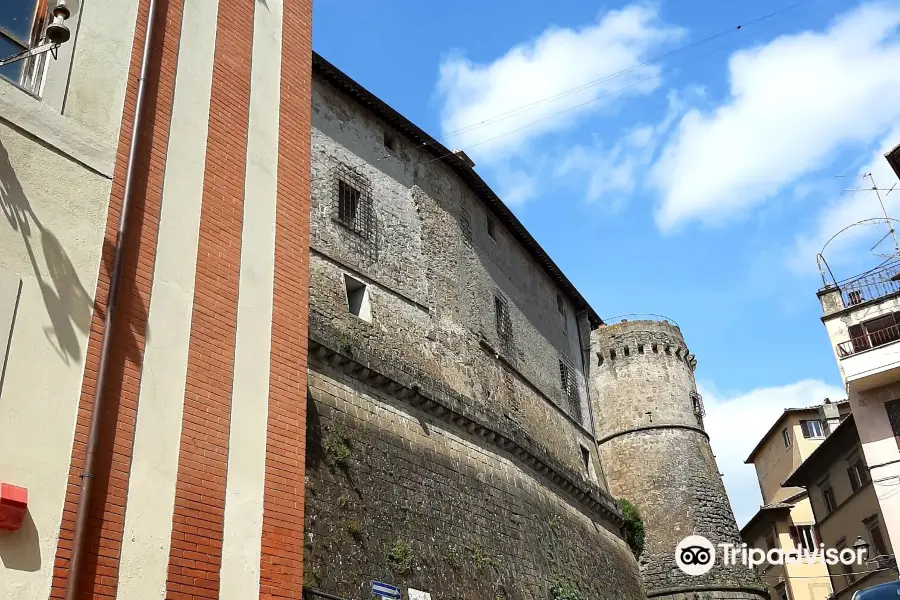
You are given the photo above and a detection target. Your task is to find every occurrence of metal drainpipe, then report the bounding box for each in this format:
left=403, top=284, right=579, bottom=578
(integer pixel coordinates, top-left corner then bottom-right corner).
left=65, top=0, right=160, bottom=597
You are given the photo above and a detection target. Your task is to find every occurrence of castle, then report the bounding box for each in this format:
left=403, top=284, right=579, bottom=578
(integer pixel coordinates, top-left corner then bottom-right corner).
left=302, top=53, right=768, bottom=600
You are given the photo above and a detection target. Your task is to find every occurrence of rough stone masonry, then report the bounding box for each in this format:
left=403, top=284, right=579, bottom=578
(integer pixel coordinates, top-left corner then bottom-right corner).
left=592, top=320, right=768, bottom=600
left=302, top=53, right=766, bottom=600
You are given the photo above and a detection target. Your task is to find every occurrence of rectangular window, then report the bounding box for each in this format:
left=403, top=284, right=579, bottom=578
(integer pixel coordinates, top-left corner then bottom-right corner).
left=580, top=445, right=590, bottom=472
left=0, top=0, right=50, bottom=94
left=870, top=523, right=888, bottom=558
left=836, top=539, right=855, bottom=585
left=494, top=294, right=512, bottom=354
left=886, top=399, right=900, bottom=449
left=782, top=427, right=791, bottom=448
left=338, top=180, right=360, bottom=224
left=332, top=162, right=373, bottom=240
left=764, top=528, right=777, bottom=552
left=801, top=420, right=825, bottom=438
left=558, top=361, right=582, bottom=424
left=343, top=274, right=372, bottom=322
left=691, top=393, right=705, bottom=428
left=790, top=525, right=818, bottom=553
left=847, top=456, right=870, bottom=492
left=820, top=480, right=837, bottom=514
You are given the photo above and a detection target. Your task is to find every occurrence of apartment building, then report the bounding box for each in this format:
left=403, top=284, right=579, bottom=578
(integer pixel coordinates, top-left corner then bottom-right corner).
left=818, top=244, right=900, bottom=552
left=742, top=402, right=850, bottom=600
left=785, top=414, right=898, bottom=600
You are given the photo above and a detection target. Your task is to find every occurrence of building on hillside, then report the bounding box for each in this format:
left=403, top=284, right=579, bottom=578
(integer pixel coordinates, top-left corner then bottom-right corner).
left=785, top=414, right=899, bottom=600
left=590, top=319, right=768, bottom=600
left=741, top=402, right=851, bottom=600
left=0, top=1, right=313, bottom=599
left=818, top=244, right=900, bottom=553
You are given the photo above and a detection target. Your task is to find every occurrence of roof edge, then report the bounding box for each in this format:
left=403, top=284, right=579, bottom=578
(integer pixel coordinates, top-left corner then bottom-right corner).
left=310, top=51, right=603, bottom=327
left=783, top=413, right=856, bottom=488
left=744, top=406, right=830, bottom=464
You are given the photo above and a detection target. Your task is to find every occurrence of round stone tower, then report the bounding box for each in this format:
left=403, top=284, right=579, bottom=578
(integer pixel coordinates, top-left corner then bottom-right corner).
left=590, top=319, right=767, bottom=600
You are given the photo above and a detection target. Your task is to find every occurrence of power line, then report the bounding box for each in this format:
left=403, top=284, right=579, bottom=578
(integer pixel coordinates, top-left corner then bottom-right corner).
left=410, top=39, right=741, bottom=169
left=310, top=0, right=824, bottom=185
left=432, top=0, right=822, bottom=146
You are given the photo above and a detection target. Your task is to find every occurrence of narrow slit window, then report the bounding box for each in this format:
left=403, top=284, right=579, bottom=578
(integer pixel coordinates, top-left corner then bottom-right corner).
left=580, top=445, right=590, bottom=472
left=344, top=274, right=372, bottom=322
left=487, top=218, right=496, bottom=240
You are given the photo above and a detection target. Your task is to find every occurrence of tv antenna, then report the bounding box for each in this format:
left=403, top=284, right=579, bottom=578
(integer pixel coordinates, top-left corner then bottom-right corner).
left=841, top=172, right=900, bottom=257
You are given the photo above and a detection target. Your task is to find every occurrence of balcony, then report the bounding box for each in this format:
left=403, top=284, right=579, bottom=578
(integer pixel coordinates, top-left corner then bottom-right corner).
left=837, top=324, right=900, bottom=357
left=821, top=260, right=900, bottom=312
left=837, top=324, right=900, bottom=391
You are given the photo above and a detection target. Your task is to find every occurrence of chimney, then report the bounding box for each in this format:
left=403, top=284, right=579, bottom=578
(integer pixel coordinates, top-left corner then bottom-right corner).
left=819, top=398, right=842, bottom=435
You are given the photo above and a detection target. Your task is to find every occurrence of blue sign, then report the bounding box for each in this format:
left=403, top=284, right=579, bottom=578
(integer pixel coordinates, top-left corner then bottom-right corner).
left=371, top=581, right=401, bottom=600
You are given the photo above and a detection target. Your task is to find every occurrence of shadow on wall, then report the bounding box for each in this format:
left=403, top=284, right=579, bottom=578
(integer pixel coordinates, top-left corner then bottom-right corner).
left=0, top=141, right=93, bottom=365
left=0, top=510, right=41, bottom=572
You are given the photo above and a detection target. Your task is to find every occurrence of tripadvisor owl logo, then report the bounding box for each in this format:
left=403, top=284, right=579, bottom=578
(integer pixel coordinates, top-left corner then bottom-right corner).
left=675, top=534, right=868, bottom=576
left=675, top=535, right=716, bottom=576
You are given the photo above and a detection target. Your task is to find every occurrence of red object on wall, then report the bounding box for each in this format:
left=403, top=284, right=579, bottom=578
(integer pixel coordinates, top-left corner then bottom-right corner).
left=0, top=483, right=28, bottom=531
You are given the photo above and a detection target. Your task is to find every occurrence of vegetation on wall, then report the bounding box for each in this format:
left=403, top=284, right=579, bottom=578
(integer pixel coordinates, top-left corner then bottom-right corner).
left=387, top=539, right=414, bottom=575
left=323, top=428, right=352, bottom=469
left=549, top=579, right=585, bottom=600
left=617, top=498, right=645, bottom=560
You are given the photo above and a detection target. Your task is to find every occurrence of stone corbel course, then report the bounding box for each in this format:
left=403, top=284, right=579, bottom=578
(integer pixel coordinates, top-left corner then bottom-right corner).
left=309, top=327, right=626, bottom=533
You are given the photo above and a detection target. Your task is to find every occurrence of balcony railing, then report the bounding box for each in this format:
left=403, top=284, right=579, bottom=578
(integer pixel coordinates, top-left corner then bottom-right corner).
left=837, top=324, right=900, bottom=357
left=831, top=261, right=900, bottom=308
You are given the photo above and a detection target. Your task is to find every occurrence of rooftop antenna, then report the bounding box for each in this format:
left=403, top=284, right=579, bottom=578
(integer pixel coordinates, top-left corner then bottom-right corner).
left=842, top=172, right=900, bottom=257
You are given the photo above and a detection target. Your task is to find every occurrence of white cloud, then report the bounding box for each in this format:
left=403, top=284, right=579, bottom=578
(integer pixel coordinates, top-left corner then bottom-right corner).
left=557, top=88, right=695, bottom=208
left=700, top=379, right=845, bottom=527
left=788, top=126, right=900, bottom=276
left=651, top=3, right=900, bottom=231
left=436, top=5, right=685, bottom=168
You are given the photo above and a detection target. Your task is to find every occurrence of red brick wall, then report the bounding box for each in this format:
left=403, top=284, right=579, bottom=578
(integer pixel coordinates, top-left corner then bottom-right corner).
left=259, top=1, right=314, bottom=597
left=162, top=0, right=254, bottom=596
left=49, top=0, right=184, bottom=597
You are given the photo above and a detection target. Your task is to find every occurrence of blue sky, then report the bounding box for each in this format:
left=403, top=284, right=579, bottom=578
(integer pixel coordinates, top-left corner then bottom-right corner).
left=312, top=0, right=900, bottom=525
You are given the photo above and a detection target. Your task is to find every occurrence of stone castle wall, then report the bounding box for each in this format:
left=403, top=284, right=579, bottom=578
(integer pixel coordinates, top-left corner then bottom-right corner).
left=303, top=65, right=642, bottom=598
left=309, top=72, right=600, bottom=478
left=591, top=321, right=767, bottom=600
left=304, top=357, right=645, bottom=600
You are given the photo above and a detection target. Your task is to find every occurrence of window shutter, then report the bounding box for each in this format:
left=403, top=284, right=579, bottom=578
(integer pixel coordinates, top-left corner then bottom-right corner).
left=801, top=421, right=811, bottom=438
left=789, top=526, right=800, bottom=548
left=848, top=466, right=860, bottom=492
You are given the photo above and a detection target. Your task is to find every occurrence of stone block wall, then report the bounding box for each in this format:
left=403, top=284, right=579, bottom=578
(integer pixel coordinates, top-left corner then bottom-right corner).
left=304, top=358, right=645, bottom=600
left=591, top=321, right=767, bottom=600
left=308, top=73, right=598, bottom=477
left=592, top=321, right=700, bottom=440
left=600, top=428, right=761, bottom=596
